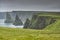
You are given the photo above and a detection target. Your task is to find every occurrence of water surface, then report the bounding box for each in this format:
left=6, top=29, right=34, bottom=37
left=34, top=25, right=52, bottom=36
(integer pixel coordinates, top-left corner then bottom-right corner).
left=0, top=19, right=23, bottom=28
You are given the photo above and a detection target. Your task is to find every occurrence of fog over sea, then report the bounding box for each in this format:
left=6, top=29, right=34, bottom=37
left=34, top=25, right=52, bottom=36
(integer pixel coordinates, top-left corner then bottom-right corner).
left=0, top=19, right=23, bottom=28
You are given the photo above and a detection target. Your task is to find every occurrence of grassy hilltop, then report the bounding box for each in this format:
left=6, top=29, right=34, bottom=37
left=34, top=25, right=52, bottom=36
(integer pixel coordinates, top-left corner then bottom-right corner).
left=0, top=12, right=60, bottom=40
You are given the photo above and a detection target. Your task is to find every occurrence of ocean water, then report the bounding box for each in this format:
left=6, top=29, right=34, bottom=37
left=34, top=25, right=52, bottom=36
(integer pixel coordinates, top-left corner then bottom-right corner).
left=0, top=19, right=23, bottom=28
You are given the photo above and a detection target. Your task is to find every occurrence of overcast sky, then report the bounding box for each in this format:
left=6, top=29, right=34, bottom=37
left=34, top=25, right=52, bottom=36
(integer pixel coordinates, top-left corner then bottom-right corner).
left=0, top=0, right=60, bottom=12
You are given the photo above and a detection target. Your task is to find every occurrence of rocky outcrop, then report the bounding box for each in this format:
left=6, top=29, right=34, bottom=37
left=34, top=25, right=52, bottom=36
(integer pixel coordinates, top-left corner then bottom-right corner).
left=13, top=15, right=23, bottom=26
left=23, top=18, right=30, bottom=28
left=4, top=12, right=13, bottom=23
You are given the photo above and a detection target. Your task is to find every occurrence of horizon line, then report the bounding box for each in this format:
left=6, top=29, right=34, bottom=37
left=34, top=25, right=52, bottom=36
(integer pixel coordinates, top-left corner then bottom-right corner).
left=0, top=10, right=60, bottom=12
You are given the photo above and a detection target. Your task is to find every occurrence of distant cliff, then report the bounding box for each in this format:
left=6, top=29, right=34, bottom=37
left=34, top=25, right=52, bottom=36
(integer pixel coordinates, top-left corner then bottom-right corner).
left=0, top=12, right=6, bottom=19
left=4, top=12, right=13, bottom=23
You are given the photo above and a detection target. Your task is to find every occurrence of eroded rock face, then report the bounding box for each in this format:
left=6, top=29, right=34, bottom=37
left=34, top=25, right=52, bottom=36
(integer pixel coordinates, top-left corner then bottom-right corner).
left=35, top=16, right=47, bottom=29
left=4, top=13, right=13, bottom=23
left=29, top=15, right=56, bottom=29
left=50, top=18, right=56, bottom=24
left=23, top=18, right=30, bottom=28
left=13, top=15, right=23, bottom=26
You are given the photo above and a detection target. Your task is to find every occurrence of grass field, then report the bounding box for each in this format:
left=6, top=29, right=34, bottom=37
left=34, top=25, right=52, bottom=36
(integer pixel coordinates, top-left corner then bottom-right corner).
left=0, top=27, right=60, bottom=40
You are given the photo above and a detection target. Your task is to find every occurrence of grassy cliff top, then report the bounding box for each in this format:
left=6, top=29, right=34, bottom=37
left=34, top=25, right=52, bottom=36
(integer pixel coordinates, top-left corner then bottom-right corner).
left=37, top=12, right=60, bottom=17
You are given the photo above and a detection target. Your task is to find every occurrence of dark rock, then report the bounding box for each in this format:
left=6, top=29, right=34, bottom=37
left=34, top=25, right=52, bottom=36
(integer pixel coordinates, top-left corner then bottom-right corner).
left=50, top=18, right=56, bottom=24
left=29, top=15, right=56, bottom=29
left=4, top=12, right=13, bottom=23
left=23, top=18, right=30, bottom=28
left=13, top=15, right=23, bottom=26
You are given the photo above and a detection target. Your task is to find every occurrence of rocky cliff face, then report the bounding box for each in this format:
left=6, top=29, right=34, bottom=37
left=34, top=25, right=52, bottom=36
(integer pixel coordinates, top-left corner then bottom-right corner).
left=23, top=18, right=30, bottom=28
left=29, top=15, right=57, bottom=29
left=13, top=15, right=23, bottom=26
left=4, top=13, right=13, bottom=23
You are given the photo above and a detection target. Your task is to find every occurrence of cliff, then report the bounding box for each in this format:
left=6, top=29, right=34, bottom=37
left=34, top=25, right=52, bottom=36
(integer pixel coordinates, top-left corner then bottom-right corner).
left=13, top=15, right=23, bottom=26
left=24, top=12, right=60, bottom=29
left=4, top=12, right=13, bottom=23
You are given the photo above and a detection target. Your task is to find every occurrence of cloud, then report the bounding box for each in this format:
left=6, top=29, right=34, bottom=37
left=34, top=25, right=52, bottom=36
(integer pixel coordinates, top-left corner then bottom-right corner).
left=0, top=0, right=60, bottom=11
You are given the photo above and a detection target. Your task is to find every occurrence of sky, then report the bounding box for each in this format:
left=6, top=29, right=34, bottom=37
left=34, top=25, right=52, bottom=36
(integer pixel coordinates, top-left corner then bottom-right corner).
left=0, top=0, right=60, bottom=12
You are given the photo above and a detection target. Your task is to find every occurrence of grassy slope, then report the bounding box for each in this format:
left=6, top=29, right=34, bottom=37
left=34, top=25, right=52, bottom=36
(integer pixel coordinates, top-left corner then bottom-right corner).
left=0, top=27, right=60, bottom=40
left=45, top=20, right=60, bottom=30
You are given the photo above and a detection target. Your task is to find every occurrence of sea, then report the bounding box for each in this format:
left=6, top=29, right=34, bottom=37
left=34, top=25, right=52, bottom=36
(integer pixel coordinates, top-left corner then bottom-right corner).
left=0, top=19, right=23, bottom=28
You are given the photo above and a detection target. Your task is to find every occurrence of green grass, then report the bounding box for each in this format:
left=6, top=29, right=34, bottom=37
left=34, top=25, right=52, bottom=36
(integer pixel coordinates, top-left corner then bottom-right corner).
left=0, top=27, right=60, bottom=40
left=37, top=12, right=60, bottom=18
left=45, top=20, right=60, bottom=30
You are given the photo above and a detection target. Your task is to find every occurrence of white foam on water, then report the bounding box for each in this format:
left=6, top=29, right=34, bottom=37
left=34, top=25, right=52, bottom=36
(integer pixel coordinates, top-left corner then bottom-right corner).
left=0, top=19, right=24, bottom=28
